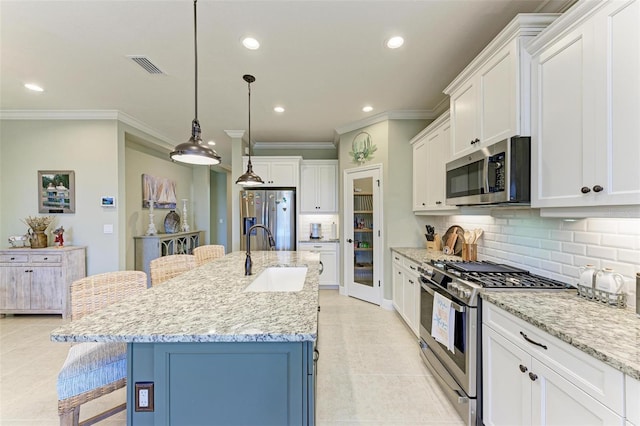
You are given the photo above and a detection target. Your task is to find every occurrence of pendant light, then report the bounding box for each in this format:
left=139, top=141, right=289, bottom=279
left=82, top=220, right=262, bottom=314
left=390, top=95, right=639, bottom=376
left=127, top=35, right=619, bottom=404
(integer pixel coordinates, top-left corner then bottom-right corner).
left=170, top=0, right=221, bottom=166
left=235, top=74, right=264, bottom=186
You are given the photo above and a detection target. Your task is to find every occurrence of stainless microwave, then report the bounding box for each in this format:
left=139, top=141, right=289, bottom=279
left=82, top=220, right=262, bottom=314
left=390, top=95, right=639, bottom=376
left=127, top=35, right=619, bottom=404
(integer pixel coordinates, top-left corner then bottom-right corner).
left=445, top=136, right=531, bottom=206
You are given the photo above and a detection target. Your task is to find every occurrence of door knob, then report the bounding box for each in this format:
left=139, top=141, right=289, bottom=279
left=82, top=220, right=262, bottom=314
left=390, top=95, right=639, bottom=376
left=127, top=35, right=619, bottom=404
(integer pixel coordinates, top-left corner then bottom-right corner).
left=593, top=185, right=604, bottom=193
left=581, top=186, right=591, bottom=194
left=528, top=372, right=538, bottom=381
left=519, top=364, right=528, bottom=373
left=347, top=238, right=353, bottom=243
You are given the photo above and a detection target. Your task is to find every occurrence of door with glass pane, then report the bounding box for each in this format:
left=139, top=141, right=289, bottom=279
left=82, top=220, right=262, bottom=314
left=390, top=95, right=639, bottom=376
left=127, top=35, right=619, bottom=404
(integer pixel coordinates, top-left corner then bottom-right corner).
left=343, top=165, right=382, bottom=305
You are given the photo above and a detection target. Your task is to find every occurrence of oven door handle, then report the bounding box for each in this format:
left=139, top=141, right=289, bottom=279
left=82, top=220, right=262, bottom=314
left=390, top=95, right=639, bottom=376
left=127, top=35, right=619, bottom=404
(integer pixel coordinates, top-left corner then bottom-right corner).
left=421, top=282, right=466, bottom=313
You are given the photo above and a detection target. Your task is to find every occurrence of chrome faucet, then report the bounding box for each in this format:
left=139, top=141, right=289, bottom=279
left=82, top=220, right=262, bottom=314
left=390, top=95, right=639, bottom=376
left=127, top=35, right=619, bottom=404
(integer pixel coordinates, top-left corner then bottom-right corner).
left=245, top=224, right=276, bottom=275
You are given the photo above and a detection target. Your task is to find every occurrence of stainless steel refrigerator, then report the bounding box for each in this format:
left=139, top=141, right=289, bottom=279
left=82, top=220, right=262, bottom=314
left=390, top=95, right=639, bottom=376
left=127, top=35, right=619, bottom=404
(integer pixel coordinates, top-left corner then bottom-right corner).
left=240, top=189, right=296, bottom=251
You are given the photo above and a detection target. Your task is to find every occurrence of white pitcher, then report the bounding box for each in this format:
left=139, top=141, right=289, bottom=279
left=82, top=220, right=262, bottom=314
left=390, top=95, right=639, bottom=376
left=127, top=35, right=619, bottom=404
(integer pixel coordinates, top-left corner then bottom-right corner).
left=578, top=264, right=597, bottom=288
left=595, top=268, right=625, bottom=294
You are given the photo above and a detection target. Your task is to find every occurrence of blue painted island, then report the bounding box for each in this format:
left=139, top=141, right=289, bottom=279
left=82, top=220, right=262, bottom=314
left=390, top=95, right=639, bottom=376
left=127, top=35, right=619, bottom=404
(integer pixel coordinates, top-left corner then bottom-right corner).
left=51, top=251, right=320, bottom=425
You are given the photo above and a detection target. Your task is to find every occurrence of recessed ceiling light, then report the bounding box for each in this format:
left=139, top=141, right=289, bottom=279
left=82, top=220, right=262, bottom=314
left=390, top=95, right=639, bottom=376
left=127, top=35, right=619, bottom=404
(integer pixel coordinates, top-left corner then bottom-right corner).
left=386, top=36, right=404, bottom=49
left=24, top=83, right=44, bottom=92
left=362, top=106, right=373, bottom=112
left=242, top=37, right=260, bottom=50
left=208, top=140, right=216, bottom=146
left=274, top=106, right=285, bottom=113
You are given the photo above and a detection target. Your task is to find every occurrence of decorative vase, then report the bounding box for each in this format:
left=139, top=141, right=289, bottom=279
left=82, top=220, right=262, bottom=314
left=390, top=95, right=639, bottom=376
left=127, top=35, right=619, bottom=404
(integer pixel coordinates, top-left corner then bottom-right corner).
left=164, top=210, right=180, bottom=234
left=29, top=230, right=48, bottom=248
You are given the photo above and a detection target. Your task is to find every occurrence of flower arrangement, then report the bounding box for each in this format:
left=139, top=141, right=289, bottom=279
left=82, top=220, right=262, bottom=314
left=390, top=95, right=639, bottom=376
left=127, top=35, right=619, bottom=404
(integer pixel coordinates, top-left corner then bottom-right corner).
left=23, top=215, right=54, bottom=232
left=349, top=131, right=377, bottom=165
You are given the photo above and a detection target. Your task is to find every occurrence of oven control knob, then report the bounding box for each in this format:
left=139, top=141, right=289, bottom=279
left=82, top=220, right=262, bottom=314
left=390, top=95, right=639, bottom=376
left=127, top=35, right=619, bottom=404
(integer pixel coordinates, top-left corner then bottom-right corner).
left=462, top=289, right=471, bottom=298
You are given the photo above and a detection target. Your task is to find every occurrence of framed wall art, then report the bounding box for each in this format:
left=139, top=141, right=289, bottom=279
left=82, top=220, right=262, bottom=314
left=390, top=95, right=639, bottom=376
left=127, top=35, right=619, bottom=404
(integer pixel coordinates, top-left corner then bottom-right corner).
left=38, top=170, right=76, bottom=214
left=142, top=174, right=177, bottom=209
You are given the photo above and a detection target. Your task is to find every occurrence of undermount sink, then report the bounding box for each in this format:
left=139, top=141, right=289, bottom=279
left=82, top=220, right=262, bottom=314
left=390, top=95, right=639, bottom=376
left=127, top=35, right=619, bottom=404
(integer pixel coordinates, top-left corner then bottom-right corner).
left=243, top=267, right=308, bottom=292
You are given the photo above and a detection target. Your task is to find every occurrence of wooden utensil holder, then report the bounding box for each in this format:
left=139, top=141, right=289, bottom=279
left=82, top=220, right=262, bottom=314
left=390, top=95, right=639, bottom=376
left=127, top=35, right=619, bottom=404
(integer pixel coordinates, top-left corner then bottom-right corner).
left=462, top=243, right=477, bottom=261
left=426, top=234, right=442, bottom=251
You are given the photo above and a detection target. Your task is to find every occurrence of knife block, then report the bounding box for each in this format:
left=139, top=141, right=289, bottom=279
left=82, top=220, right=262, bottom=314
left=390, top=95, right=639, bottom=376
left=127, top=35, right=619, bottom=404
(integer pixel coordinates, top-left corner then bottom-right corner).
left=426, top=234, right=442, bottom=251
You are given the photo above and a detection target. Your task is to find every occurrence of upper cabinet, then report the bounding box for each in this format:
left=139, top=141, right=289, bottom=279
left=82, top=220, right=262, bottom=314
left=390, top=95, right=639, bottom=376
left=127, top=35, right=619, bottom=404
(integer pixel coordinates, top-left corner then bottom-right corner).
left=411, top=111, right=458, bottom=213
left=444, top=14, right=559, bottom=159
left=529, top=0, right=640, bottom=209
left=300, top=160, right=338, bottom=213
left=242, top=156, right=302, bottom=187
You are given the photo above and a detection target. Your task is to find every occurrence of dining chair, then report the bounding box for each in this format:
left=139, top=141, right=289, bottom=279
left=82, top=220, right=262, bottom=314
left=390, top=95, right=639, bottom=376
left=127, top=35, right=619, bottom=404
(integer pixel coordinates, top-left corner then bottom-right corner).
left=149, top=254, right=197, bottom=286
left=193, top=244, right=226, bottom=267
left=57, top=270, right=147, bottom=426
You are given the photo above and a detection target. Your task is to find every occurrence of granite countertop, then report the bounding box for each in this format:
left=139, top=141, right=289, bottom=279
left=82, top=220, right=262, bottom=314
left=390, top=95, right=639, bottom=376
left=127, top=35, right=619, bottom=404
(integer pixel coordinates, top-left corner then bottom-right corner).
left=390, top=247, right=462, bottom=264
left=51, top=251, right=320, bottom=344
left=482, top=291, right=640, bottom=380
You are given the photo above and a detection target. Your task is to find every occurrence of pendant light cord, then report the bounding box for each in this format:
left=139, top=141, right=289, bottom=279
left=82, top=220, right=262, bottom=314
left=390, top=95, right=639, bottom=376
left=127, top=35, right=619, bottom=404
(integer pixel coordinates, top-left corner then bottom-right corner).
left=247, top=78, right=252, bottom=162
left=193, top=0, right=198, bottom=121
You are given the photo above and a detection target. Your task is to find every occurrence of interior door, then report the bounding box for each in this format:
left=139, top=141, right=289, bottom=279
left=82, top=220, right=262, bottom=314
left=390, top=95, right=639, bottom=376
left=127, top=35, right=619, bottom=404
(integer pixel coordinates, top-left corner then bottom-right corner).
left=343, top=165, right=382, bottom=305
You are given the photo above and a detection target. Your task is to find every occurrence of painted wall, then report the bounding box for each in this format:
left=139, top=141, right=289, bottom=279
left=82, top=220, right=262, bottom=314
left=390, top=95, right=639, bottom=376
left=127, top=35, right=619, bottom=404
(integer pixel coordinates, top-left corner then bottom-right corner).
left=1, top=119, right=120, bottom=274
left=124, top=141, right=197, bottom=270
left=417, top=212, right=640, bottom=308
left=338, top=119, right=429, bottom=301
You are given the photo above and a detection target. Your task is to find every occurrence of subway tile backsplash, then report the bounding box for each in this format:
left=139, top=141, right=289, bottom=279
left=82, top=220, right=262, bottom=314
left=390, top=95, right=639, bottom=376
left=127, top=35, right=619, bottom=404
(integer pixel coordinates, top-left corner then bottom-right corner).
left=420, top=211, right=640, bottom=307
left=298, top=214, right=339, bottom=240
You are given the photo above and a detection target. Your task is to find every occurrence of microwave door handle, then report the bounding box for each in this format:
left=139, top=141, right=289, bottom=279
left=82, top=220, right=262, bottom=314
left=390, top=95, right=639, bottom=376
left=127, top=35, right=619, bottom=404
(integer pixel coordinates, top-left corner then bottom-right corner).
left=420, top=282, right=466, bottom=313
left=483, top=157, right=490, bottom=194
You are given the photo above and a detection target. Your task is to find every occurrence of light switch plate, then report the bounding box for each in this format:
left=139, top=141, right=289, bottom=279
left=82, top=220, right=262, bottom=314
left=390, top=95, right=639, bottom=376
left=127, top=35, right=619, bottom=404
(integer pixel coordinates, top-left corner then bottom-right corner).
left=103, top=224, right=113, bottom=234
left=135, top=382, right=154, bottom=412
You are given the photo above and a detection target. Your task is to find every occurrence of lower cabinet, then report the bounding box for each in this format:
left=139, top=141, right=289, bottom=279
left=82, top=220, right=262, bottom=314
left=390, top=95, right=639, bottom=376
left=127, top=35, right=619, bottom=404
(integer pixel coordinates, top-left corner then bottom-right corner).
left=128, top=341, right=316, bottom=425
left=0, top=246, right=86, bottom=318
left=298, top=242, right=339, bottom=287
left=391, top=252, right=420, bottom=336
left=483, top=302, right=625, bottom=426
left=628, top=376, right=640, bottom=426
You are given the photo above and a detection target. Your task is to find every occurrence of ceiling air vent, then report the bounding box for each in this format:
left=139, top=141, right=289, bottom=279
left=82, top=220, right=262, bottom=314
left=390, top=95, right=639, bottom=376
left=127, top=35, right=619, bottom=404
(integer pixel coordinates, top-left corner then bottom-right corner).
left=127, top=55, right=165, bottom=74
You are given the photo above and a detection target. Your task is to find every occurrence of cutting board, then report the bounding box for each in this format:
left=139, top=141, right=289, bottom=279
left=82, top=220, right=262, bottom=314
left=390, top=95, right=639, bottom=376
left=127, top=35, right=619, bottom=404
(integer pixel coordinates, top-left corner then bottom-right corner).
left=442, top=225, right=464, bottom=255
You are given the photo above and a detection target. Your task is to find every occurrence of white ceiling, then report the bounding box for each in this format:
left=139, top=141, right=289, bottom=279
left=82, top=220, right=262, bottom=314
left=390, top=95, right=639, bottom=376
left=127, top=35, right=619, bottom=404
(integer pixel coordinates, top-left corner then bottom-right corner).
left=0, top=0, right=573, bottom=166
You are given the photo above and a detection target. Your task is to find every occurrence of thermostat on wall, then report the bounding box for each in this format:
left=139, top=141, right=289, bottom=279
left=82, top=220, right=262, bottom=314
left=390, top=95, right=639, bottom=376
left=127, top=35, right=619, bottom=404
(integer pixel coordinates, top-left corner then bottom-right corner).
left=101, top=196, right=116, bottom=207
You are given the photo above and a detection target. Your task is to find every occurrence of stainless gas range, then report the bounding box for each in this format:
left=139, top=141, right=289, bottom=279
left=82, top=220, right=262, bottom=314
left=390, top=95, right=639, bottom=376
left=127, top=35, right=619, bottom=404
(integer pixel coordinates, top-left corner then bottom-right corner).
left=417, top=260, right=569, bottom=426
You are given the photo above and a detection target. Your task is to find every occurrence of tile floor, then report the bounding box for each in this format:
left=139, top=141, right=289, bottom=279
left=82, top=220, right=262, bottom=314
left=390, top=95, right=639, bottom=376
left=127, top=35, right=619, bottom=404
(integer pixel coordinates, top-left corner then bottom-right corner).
left=0, top=290, right=463, bottom=425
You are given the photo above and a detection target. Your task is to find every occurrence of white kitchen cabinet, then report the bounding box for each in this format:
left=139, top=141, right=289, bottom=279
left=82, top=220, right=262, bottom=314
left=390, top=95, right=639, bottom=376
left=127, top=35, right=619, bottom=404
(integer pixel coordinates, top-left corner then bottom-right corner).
left=391, top=252, right=420, bottom=336
left=529, top=0, right=640, bottom=208
left=298, top=242, right=339, bottom=287
left=411, top=112, right=458, bottom=214
left=300, top=160, right=338, bottom=213
left=242, top=156, right=302, bottom=187
left=445, top=15, right=558, bottom=159
left=0, top=247, right=86, bottom=318
left=483, top=302, right=625, bottom=426
left=627, top=376, right=640, bottom=425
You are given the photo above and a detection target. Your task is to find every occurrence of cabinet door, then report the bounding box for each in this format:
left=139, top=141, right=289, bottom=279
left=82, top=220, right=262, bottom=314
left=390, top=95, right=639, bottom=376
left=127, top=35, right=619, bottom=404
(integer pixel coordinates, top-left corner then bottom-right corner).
left=482, top=326, right=531, bottom=426
left=412, top=139, right=429, bottom=210
left=270, top=161, right=297, bottom=187
left=530, top=358, right=623, bottom=426
left=402, top=272, right=418, bottom=335
left=450, top=80, right=478, bottom=158
left=0, top=267, right=30, bottom=310
left=392, top=263, right=404, bottom=314
left=251, top=161, right=272, bottom=184
left=300, top=164, right=318, bottom=212
left=316, top=164, right=337, bottom=212
left=319, top=250, right=337, bottom=286
left=479, top=42, right=516, bottom=145
left=426, top=123, right=452, bottom=209
left=532, top=24, right=595, bottom=207
left=30, top=267, right=63, bottom=310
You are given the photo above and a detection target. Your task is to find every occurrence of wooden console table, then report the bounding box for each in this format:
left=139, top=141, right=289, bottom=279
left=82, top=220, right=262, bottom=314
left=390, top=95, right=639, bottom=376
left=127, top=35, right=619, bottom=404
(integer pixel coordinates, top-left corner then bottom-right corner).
left=134, top=231, right=203, bottom=286
left=0, top=246, right=86, bottom=318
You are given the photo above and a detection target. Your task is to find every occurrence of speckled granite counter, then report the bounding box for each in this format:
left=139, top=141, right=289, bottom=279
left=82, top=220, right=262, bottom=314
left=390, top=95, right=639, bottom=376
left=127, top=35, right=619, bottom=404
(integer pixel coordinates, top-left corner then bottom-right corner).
left=482, top=291, right=640, bottom=380
left=51, top=251, right=320, bottom=343
left=390, top=247, right=462, bottom=264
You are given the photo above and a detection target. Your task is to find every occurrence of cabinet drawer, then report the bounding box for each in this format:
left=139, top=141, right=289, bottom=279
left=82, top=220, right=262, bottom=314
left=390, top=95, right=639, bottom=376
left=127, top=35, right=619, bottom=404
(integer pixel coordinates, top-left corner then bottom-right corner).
left=0, top=254, right=29, bottom=263
left=392, top=253, right=403, bottom=267
left=298, top=242, right=336, bottom=253
left=403, top=258, right=419, bottom=275
left=483, top=302, right=624, bottom=414
left=30, top=254, right=61, bottom=263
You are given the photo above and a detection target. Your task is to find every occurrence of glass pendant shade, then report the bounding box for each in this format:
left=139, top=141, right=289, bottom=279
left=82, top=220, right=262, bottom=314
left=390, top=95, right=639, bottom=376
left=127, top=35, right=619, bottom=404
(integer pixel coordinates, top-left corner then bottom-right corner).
left=170, top=0, right=221, bottom=166
left=236, top=74, right=264, bottom=186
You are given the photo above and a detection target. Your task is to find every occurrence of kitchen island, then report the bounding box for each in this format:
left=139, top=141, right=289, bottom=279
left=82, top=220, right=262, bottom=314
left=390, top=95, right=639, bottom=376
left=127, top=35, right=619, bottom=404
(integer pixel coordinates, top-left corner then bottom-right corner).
left=51, top=250, right=320, bottom=425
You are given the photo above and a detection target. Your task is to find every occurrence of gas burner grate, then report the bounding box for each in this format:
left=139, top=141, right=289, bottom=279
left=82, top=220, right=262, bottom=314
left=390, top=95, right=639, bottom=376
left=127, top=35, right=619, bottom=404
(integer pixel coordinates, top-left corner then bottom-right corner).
left=467, top=273, right=569, bottom=289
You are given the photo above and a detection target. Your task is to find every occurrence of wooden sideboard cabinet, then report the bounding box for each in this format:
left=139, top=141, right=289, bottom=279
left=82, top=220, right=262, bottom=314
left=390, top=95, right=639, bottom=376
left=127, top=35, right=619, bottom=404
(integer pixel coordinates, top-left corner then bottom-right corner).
left=134, top=231, right=203, bottom=286
left=0, top=246, right=86, bottom=318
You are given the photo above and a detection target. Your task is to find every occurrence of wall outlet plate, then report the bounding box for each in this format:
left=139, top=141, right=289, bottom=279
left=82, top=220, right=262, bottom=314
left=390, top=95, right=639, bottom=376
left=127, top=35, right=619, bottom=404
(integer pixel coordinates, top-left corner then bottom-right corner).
left=135, top=382, right=154, bottom=412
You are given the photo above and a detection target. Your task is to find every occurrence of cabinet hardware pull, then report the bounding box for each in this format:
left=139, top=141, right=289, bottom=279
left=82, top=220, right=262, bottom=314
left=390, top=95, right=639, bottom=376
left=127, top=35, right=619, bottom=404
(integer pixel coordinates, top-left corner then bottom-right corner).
left=519, top=364, right=528, bottom=373
left=409, top=265, right=416, bottom=270
left=347, top=239, right=353, bottom=243
left=319, top=261, right=324, bottom=275
left=593, top=185, right=604, bottom=193
left=519, top=331, right=548, bottom=350
left=581, top=186, right=591, bottom=194
left=43, top=257, right=48, bottom=260
left=10, top=257, right=15, bottom=260
left=435, top=201, right=442, bottom=205
left=528, top=372, right=538, bottom=381
left=408, top=279, right=414, bottom=284
left=394, top=256, right=399, bottom=261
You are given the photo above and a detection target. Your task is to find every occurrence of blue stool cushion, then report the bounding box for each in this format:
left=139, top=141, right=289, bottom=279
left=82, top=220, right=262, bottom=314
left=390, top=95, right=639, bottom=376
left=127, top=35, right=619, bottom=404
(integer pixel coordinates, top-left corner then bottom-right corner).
left=57, top=342, right=127, bottom=400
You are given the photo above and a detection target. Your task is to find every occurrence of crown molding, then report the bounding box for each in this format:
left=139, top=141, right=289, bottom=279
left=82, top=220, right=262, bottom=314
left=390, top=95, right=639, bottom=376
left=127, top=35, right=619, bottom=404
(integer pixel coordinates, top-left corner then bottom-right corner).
left=224, top=130, right=245, bottom=139
left=253, top=141, right=336, bottom=150
left=409, top=110, right=451, bottom=145
left=334, top=109, right=437, bottom=135
left=0, top=109, right=175, bottom=145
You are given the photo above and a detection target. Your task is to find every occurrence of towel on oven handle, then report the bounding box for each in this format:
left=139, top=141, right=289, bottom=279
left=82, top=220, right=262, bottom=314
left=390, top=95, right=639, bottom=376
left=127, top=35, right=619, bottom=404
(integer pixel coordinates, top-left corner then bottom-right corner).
left=431, top=292, right=456, bottom=353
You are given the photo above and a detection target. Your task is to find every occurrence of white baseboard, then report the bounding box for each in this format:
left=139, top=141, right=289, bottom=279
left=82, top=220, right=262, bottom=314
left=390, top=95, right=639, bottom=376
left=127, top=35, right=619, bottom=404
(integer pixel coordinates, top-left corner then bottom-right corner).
left=381, top=298, right=394, bottom=311
left=319, top=284, right=339, bottom=290
left=339, top=285, right=347, bottom=296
